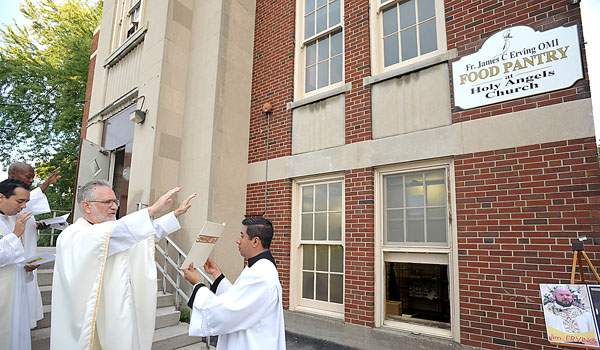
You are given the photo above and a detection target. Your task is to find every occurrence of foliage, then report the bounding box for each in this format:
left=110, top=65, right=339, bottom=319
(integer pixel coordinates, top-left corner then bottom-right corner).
left=0, top=0, right=102, bottom=232
left=178, top=302, right=191, bottom=323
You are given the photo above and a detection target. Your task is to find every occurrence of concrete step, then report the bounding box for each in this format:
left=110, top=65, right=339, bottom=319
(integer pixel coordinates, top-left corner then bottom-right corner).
left=158, top=291, right=175, bottom=308
left=176, top=342, right=215, bottom=350
left=40, top=285, right=52, bottom=305
left=31, top=326, right=50, bottom=350
left=152, top=323, right=204, bottom=350
left=37, top=269, right=53, bottom=287
left=156, top=306, right=181, bottom=329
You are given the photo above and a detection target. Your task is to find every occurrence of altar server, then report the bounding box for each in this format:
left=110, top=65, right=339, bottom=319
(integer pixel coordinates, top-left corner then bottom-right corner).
left=183, top=217, right=286, bottom=350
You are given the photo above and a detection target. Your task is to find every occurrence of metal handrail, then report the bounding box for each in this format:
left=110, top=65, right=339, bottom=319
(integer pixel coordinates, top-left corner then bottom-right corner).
left=155, top=235, right=214, bottom=348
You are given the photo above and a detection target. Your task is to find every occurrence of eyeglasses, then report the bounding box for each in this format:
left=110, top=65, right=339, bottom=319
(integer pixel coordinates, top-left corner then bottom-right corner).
left=87, top=199, right=120, bottom=207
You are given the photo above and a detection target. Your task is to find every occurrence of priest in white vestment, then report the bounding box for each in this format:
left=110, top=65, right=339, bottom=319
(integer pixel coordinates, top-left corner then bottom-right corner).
left=9, top=161, right=61, bottom=328
left=50, top=180, right=196, bottom=350
left=0, top=178, right=34, bottom=350
left=184, top=217, right=286, bottom=350
left=544, top=286, right=596, bottom=335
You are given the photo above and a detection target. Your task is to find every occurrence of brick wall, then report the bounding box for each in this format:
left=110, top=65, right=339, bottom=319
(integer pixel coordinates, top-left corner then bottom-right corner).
left=81, top=28, right=100, bottom=139
left=248, top=0, right=295, bottom=164
left=446, top=0, right=590, bottom=123
left=455, top=137, right=600, bottom=349
left=246, top=179, right=292, bottom=309
left=344, top=0, right=372, bottom=144
left=344, top=168, right=376, bottom=326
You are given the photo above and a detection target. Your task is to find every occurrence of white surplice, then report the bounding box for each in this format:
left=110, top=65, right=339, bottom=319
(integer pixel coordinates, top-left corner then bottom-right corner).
left=20, top=187, right=50, bottom=328
left=0, top=215, right=31, bottom=350
left=50, top=209, right=180, bottom=350
left=189, top=258, right=286, bottom=350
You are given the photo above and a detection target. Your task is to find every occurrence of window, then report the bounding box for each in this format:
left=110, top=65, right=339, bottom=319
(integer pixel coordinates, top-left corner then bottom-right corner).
left=292, top=178, right=344, bottom=315
left=377, top=163, right=457, bottom=338
left=112, top=0, right=145, bottom=50
left=372, top=0, right=446, bottom=73
left=295, top=0, right=344, bottom=98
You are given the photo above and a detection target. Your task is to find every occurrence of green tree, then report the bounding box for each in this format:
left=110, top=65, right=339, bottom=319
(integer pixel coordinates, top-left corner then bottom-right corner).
left=0, top=0, right=102, bottom=245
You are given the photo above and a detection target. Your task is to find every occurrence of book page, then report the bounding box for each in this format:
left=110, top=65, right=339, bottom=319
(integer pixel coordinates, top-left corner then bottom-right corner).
left=181, top=221, right=225, bottom=269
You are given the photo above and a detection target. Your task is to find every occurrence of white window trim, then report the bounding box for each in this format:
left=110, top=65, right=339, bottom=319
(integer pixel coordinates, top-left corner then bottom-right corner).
left=294, top=0, right=346, bottom=101
left=111, top=0, right=146, bottom=53
left=290, top=174, right=345, bottom=317
left=369, top=0, right=447, bottom=76
left=374, top=159, right=459, bottom=341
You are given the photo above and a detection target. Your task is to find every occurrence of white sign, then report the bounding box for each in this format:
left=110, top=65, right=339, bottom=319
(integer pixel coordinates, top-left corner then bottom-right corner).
left=452, top=25, right=583, bottom=110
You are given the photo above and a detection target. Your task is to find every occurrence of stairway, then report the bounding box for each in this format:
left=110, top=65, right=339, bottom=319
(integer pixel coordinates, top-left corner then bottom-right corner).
left=30, top=247, right=210, bottom=350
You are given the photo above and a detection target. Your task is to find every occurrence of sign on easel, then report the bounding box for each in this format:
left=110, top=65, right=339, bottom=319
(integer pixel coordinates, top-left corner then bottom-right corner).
left=540, top=284, right=600, bottom=348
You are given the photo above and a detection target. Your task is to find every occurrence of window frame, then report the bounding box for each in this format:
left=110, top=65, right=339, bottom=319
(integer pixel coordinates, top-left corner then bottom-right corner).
left=294, top=0, right=346, bottom=101
left=375, top=160, right=459, bottom=340
left=369, top=0, right=447, bottom=75
left=290, top=174, right=345, bottom=317
left=111, top=0, right=146, bottom=52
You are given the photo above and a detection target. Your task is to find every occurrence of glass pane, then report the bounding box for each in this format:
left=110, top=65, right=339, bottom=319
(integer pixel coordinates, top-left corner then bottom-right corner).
left=303, top=271, right=314, bottom=299
left=330, top=55, right=342, bottom=84
left=382, top=6, right=398, bottom=36
left=386, top=175, right=404, bottom=208
left=305, top=13, right=315, bottom=38
left=330, top=274, right=343, bottom=304
left=418, top=0, right=435, bottom=21
left=419, top=19, right=437, bottom=55
left=303, top=244, right=315, bottom=270
left=302, top=185, right=314, bottom=212
left=305, top=0, right=315, bottom=15
left=329, top=182, right=342, bottom=211
left=383, top=35, right=399, bottom=67
left=306, top=42, right=317, bottom=66
left=427, top=208, right=447, bottom=243
left=381, top=0, right=393, bottom=3
left=329, top=212, right=342, bottom=241
left=386, top=209, right=404, bottom=243
left=331, top=31, right=342, bottom=56
left=302, top=213, right=313, bottom=240
left=316, top=273, right=328, bottom=301
left=401, top=26, right=418, bottom=61
left=317, top=0, right=327, bottom=7
left=316, top=245, right=328, bottom=271
left=315, top=213, right=327, bottom=240
left=316, top=7, right=327, bottom=33
left=425, top=170, right=445, bottom=206
left=406, top=208, right=425, bottom=242
left=318, top=36, right=329, bottom=62
left=305, top=65, right=316, bottom=92
left=405, top=174, right=424, bottom=207
left=329, top=0, right=340, bottom=26
left=330, top=245, right=343, bottom=272
left=318, top=61, right=329, bottom=88
left=315, top=184, right=328, bottom=211
left=399, top=0, right=416, bottom=29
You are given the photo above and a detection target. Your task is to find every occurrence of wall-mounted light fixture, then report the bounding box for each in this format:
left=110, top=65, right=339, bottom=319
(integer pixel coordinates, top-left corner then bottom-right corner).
left=129, top=109, right=146, bottom=124
left=130, top=95, right=146, bottom=124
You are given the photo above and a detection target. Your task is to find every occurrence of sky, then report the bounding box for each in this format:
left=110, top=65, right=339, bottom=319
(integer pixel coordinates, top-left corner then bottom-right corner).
left=0, top=0, right=598, bottom=181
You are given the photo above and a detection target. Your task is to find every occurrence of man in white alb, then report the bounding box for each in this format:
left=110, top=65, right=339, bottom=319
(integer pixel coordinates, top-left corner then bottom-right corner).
left=183, top=217, right=286, bottom=350
left=50, top=180, right=196, bottom=350
left=0, top=178, right=34, bottom=350
left=8, top=161, right=61, bottom=329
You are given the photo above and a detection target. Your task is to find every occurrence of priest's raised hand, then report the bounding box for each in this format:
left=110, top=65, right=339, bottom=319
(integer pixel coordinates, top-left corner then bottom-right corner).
left=50, top=180, right=196, bottom=350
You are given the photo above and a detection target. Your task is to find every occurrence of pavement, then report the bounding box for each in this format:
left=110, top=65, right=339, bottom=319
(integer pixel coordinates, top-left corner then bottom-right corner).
left=286, top=332, right=357, bottom=350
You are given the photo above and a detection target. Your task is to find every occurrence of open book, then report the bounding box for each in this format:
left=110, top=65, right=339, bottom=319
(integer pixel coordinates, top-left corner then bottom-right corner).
left=181, top=221, right=226, bottom=270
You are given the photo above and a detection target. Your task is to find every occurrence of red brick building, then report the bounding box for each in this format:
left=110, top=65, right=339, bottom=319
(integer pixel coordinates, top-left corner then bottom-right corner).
left=245, top=0, right=599, bottom=348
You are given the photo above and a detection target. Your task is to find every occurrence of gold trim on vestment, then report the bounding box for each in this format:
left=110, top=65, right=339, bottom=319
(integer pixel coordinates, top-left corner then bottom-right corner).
left=88, top=223, right=115, bottom=350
